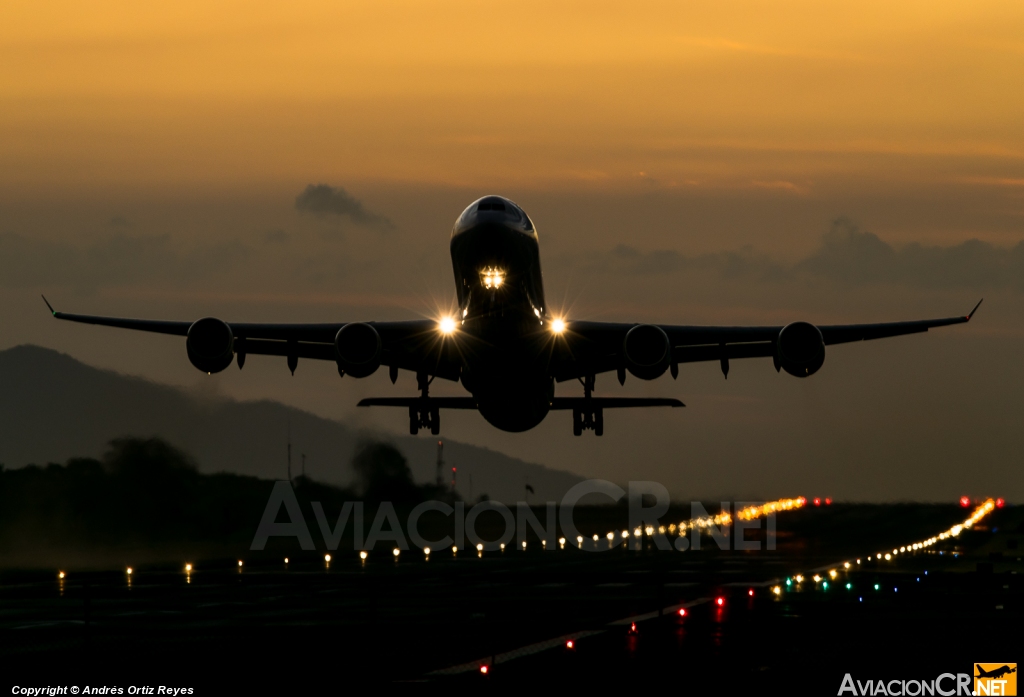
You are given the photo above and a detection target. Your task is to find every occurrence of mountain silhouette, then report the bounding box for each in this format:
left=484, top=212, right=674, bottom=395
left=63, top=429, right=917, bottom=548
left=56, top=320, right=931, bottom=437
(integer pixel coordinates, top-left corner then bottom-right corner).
left=0, top=345, right=583, bottom=503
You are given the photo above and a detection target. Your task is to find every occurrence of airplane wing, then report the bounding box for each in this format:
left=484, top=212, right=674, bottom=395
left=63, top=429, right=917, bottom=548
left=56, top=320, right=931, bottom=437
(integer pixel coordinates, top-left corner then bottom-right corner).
left=42, top=297, right=460, bottom=380
left=551, top=300, right=982, bottom=382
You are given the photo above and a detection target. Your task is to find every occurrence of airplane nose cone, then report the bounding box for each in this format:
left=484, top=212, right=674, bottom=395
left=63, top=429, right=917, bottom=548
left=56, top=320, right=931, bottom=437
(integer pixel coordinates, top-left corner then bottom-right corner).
left=452, top=195, right=536, bottom=238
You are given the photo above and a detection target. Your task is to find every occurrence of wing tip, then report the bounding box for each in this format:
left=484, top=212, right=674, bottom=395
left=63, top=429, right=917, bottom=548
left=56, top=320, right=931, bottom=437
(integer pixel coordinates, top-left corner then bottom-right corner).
left=41, top=295, right=55, bottom=316
left=967, top=298, right=983, bottom=320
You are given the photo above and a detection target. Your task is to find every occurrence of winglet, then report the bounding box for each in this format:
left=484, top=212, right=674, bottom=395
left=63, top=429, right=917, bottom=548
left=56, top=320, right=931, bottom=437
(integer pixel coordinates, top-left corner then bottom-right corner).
left=967, top=298, right=983, bottom=320
left=41, top=295, right=56, bottom=316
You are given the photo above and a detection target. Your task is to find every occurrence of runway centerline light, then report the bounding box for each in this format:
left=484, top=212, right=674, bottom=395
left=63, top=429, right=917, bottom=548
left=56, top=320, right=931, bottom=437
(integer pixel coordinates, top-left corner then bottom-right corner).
left=476, top=543, right=484, bottom=552
left=238, top=560, right=243, bottom=567
left=359, top=551, right=367, bottom=560
left=58, top=571, right=65, bottom=579
left=423, top=547, right=430, bottom=555
left=392, top=548, right=400, bottom=557
left=324, top=554, right=331, bottom=563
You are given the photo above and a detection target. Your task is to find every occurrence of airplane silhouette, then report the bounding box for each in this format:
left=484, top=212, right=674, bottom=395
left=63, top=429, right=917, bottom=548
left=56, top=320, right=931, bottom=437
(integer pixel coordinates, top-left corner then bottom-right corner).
left=976, top=665, right=1016, bottom=680
left=45, top=194, right=983, bottom=436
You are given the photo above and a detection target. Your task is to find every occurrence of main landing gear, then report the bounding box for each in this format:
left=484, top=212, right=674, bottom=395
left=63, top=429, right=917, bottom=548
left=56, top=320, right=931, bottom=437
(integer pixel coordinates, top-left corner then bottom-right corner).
left=572, top=374, right=603, bottom=436
left=409, top=371, right=440, bottom=435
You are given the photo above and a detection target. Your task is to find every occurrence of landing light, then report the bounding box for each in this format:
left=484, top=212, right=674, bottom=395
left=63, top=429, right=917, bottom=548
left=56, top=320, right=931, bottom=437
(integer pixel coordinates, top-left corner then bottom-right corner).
left=551, top=318, right=566, bottom=334
left=438, top=316, right=457, bottom=335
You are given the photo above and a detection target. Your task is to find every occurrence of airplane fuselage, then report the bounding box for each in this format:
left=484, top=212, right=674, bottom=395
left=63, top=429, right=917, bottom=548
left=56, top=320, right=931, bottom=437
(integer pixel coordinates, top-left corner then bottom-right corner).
left=450, top=196, right=554, bottom=431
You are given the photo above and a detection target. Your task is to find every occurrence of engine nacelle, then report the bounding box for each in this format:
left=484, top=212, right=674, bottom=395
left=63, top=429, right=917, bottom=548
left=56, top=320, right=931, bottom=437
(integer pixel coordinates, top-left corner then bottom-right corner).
left=186, top=317, right=234, bottom=374
left=623, top=324, right=671, bottom=380
left=335, top=322, right=381, bottom=378
left=776, top=321, right=825, bottom=377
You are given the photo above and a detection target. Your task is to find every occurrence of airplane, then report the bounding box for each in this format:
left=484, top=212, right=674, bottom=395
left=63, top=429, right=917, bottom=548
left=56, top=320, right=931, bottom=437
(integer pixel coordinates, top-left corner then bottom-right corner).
left=44, top=195, right=982, bottom=437
left=975, top=665, right=1016, bottom=680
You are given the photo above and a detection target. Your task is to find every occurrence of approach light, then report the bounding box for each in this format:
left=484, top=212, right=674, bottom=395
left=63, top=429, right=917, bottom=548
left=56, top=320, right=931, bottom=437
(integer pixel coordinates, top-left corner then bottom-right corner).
left=452, top=545, right=458, bottom=554
left=678, top=608, right=687, bottom=617
left=522, top=541, right=527, bottom=549
left=813, top=498, right=821, bottom=506
left=813, top=575, right=822, bottom=583
left=324, top=554, right=331, bottom=563
left=238, top=560, right=243, bottom=567
left=621, top=531, right=629, bottom=538
left=284, top=557, right=289, bottom=564
left=748, top=589, right=754, bottom=597
left=392, top=548, right=400, bottom=557
left=476, top=544, right=484, bottom=552
left=592, top=534, right=599, bottom=542
left=884, top=553, right=891, bottom=561
left=551, top=318, right=566, bottom=334
left=716, top=597, right=725, bottom=607
left=58, top=571, right=65, bottom=579
left=844, top=562, right=851, bottom=569
left=439, top=316, right=457, bottom=335
left=185, top=564, right=192, bottom=572
left=566, top=639, right=575, bottom=649
left=607, top=532, right=614, bottom=541
left=480, top=665, right=489, bottom=675
left=424, top=547, right=430, bottom=555
left=772, top=586, right=781, bottom=595
left=359, top=551, right=367, bottom=560
left=829, top=569, right=838, bottom=579
left=576, top=536, right=583, bottom=545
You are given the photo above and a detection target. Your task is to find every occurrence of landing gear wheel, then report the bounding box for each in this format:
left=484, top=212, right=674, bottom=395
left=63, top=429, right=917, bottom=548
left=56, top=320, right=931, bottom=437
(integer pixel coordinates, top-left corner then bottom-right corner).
left=572, top=409, right=583, bottom=436
left=409, top=406, right=419, bottom=435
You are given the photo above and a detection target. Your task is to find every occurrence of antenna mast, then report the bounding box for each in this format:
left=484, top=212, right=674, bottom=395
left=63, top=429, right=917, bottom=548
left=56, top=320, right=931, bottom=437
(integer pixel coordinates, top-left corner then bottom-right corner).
left=436, top=440, right=443, bottom=488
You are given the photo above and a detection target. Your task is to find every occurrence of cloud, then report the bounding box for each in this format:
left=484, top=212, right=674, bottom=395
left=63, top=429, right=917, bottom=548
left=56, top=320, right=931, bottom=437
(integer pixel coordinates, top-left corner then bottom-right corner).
left=605, top=218, right=1024, bottom=291
left=294, top=184, right=394, bottom=229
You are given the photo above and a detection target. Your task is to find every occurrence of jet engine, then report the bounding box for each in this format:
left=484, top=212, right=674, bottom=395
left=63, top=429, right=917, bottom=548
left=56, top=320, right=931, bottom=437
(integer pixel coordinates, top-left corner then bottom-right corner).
left=186, top=317, right=234, bottom=374
left=776, top=321, right=825, bottom=377
left=335, top=322, right=381, bottom=377
left=623, top=324, right=671, bottom=380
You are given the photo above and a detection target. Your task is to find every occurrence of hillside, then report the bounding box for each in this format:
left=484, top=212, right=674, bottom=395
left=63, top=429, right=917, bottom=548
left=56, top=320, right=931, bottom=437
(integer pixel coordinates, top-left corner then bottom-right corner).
left=0, top=345, right=583, bottom=503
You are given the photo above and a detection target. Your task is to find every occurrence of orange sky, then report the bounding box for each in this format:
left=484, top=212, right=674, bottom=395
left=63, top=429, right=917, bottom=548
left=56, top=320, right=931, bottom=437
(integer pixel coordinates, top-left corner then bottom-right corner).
left=2, top=0, right=1023, bottom=194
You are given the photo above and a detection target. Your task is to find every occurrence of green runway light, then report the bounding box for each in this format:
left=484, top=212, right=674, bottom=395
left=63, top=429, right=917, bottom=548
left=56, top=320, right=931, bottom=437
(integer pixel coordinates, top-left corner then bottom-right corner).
left=846, top=583, right=852, bottom=590
left=785, top=579, right=791, bottom=586
left=874, top=584, right=880, bottom=590
left=822, top=582, right=828, bottom=590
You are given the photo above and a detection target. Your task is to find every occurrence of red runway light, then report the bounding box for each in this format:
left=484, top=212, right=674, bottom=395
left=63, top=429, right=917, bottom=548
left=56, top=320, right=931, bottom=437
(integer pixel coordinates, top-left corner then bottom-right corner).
left=678, top=608, right=687, bottom=617
left=716, top=596, right=725, bottom=606
left=630, top=622, right=637, bottom=634
left=825, top=497, right=832, bottom=505
left=813, top=498, right=821, bottom=506
left=797, top=496, right=807, bottom=505
left=748, top=589, right=754, bottom=597
left=479, top=665, right=489, bottom=675
left=566, top=640, right=574, bottom=649
left=996, top=498, right=1005, bottom=508
left=959, top=496, right=971, bottom=508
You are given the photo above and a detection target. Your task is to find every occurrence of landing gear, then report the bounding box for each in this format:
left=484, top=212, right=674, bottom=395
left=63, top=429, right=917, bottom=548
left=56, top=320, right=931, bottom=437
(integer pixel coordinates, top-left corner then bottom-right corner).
left=572, top=407, right=603, bottom=436
left=408, top=371, right=440, bottom=435
left=409, top=405, right=440, bottom=435
left=572, top=373, right=604, bottom=436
